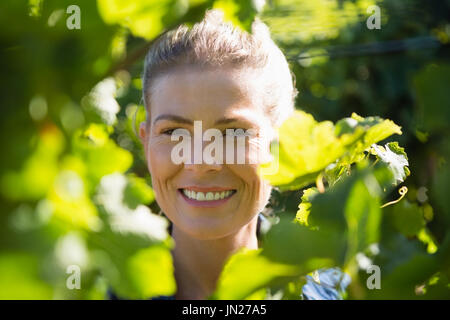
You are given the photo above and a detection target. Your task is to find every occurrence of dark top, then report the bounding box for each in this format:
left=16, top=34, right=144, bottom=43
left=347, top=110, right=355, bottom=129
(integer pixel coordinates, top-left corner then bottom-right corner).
left=107, top=214, right=351, bottom=300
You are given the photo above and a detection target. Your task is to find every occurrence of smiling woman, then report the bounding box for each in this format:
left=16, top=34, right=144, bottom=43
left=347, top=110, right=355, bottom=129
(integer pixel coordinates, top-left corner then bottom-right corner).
left=136, top=9, right=297, bottom=300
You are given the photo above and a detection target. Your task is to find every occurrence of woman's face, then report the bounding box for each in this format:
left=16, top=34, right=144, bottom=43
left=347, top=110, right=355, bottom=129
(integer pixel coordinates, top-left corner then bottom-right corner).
left=140, top=67, right=274, bottom=240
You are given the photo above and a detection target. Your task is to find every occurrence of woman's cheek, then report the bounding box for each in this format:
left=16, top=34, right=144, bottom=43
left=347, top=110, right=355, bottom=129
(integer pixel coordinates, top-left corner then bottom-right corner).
left=148, top=138, right=175, bottom=171
left=231, top=163, right=265, bottom=204
left=246, top=163, right=272, bottom=210
left=147, top=139, right=181, bottom=200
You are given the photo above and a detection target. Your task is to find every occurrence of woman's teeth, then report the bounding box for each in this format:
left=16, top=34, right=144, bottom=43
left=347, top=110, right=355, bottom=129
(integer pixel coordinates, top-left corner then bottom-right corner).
left=181, top=189, right=235, bottom=201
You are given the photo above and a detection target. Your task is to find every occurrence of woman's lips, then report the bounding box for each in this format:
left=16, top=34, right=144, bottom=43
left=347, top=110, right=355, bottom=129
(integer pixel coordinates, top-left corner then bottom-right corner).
left=180, top=186, right=235, bottom=192
left=178, top=188, right=236, bottom=208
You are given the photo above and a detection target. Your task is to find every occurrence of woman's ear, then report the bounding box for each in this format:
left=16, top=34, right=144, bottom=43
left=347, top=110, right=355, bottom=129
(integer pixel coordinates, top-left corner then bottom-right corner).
left=139, top=122, right=146, bottom=144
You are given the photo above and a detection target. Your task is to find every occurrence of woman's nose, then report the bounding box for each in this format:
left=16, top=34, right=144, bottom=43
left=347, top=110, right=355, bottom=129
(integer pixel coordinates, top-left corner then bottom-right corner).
left=184, top=162, right=222, bottom=173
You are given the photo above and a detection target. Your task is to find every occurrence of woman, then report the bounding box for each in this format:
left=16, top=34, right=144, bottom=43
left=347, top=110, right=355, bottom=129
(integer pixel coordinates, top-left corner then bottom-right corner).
left=110, top=9, right=349, bottom=300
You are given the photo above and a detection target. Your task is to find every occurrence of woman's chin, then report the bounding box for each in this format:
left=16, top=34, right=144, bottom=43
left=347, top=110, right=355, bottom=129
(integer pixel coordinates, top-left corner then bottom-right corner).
left=179, top=223, right=232, bottom=240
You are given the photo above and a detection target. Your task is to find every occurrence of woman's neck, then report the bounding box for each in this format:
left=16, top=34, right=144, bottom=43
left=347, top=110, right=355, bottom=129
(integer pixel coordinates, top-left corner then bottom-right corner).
left=171, top=215, right=259, bottom=300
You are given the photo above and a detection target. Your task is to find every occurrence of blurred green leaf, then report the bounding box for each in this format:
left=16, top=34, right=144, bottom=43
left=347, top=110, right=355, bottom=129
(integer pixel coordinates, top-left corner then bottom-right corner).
left=124, top=175, right=155, bottom=209
left=1, top=124, right=65, bottom=201
left=387, top=200, right=426, bottom=238
left=72, top=124, right=133, bottom=188
left=90, top=172, right=174, bottom=298
left=211, top=248, right=302, bottom=300
left=0, top=252, right=53, bottom=299
left=262, top=216, right=346, bottom=266
left=125, top=244, right=176, bottom=298
left=97, top=0, right=171, bottom=40
left=213, top=0, right=257, bottom=32
left=414, top=64, right=450, bottom=132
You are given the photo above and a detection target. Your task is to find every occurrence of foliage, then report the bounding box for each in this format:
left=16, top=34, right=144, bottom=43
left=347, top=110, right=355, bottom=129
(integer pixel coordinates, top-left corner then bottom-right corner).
left=0, top=0, right=449, bottom=300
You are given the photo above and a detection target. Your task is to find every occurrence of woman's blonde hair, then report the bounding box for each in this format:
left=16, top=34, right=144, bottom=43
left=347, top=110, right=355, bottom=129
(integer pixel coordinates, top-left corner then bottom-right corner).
left=142, top=9, right=297, bottom=128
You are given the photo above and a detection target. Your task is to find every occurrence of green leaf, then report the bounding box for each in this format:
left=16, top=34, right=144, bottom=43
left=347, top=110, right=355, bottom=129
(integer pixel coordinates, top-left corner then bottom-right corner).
left=91, top=239, right=175, bottom=299
left=296, top=187, right=318, bottom=226
left=0, top=252, right=53, bottom=299
left=0, top=125, right=65, bottom=201
left=126, top=245, right=176, bottom=299
left=91, top=172, right=175, bottom=299
left=372, top=142, right=410, bottom=185
left=260, top=111, right=357, bottom=190
left=262, top=216, right=346, bottom=266
left=344, top=176, right=382, bottom=262
left=387, top=200, right=426, bottom=237
left=97, top=0, right=171, bottom=40
left=211, top=248, right=302, bottom=300
left=300, top=163, right=390, bottom=265
left=348, top=113, right=402, bottom=148
left=260, top=111, right=402, bottom=191
left=414, top=64, right=450, bottom=132
left=368, top=232, right=438, bottom=299
left=212, top=0, right=258, bottom=32
left=48, top=170, right=100, bottom=231
left=72, top=124, right=133, bottom=188
left=260, top=0, right=380, bottom=43
left=82, top=78, right=120, bottom=126
left=96, top=173, right=168, bottom=243
left=124, top=175, right=155, bottom=209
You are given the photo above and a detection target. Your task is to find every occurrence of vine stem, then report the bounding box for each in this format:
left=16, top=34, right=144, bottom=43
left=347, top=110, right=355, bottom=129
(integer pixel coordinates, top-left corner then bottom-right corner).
left=380, top=186, right=408, bottom=208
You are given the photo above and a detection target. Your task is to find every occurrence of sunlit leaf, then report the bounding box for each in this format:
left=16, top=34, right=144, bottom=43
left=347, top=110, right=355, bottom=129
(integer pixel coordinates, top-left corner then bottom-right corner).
left=260, top=111, right=402, bottom=191
left=48, top=170, right=101, bottom=231
left=372, top=142, right=410, bottom=185
left=96, top=173, right=167, bottom=242
left=126, top=244, right=176, bottom=298
left=124, top=175, right=155, bottom=209
left=296, top=187, right=318, bottom=226
left=211, top=248, right=302, bottom=300
left=213, top=0, right=257, bottom=32
left=97, top=0, right=172, bottom=40
left=72, top=124, right=133, bottom=187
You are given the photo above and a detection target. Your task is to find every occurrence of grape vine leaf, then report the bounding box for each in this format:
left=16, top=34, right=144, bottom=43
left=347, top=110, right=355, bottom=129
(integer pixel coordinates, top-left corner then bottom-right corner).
left=210, top=248, right=302, bottom=300
left=91, top=172, right=175, bottom=299
left=372, top=142, right=410, bottom=185
left=259, top=111, right=402, bottom=191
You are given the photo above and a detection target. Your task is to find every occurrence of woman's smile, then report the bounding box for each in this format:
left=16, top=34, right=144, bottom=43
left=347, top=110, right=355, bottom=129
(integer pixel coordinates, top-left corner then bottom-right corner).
left=178, top=187, right=237, bottom=208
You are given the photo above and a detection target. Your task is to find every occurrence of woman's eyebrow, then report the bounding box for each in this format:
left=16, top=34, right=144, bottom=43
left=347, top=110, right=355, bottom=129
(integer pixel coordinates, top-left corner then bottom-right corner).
left=153, top=114, right=193, bottom=125
left=214, top=117, right=252, bottom=125
left=154, top=115, right=253, bottom=126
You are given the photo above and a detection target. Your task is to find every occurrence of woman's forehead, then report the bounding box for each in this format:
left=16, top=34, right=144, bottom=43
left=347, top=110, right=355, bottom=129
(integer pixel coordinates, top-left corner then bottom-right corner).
left=149, top=67, right=267, bottom=125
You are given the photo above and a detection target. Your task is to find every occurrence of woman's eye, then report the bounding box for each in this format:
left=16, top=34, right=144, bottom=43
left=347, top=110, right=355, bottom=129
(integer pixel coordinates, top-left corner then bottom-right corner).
left=223, top=128, right=248, bottom=136
left=161, top=128, right=177, bottom=135
left=161, top=128, right=192, bottom=138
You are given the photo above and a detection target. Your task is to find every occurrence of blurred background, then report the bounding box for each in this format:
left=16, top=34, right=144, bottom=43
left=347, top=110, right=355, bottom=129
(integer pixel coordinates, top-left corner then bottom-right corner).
left=0, top=0, right=449, bottom=299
